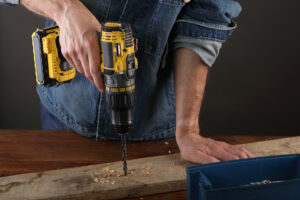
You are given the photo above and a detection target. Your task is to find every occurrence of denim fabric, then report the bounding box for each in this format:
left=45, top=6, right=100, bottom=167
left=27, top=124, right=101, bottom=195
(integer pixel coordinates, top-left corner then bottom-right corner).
left=0, top=0, right=19, bottom=5
left=173, top=0, right=241, bottom=41
left=40, top=103, right=72, bottom=131
left=20, top=0, right=241, bottom=141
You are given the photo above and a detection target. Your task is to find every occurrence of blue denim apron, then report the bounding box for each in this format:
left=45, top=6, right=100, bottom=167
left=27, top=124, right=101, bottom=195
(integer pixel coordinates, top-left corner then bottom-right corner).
left=37, top=0, right=241, bottom=141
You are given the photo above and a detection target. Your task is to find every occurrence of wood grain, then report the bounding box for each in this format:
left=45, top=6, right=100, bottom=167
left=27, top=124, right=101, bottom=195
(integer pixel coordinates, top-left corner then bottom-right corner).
left=0, top=135, right=299, bottom=200
left=0, top=154, right=189, bottom=200
left=240, top=136, right=300, bottom=156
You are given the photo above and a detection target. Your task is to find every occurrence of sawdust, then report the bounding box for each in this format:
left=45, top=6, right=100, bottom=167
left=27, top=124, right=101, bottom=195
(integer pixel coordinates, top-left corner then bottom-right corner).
left=92, top=168, right=137, bottom=184
left=141, top=167, right=153, bottom=176
left=92, top=165, right=154, bottom=184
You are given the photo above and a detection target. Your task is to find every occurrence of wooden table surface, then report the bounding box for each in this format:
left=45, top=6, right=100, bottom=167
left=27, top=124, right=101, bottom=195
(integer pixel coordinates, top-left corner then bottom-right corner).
left=0, top=130, right=285, bottom=200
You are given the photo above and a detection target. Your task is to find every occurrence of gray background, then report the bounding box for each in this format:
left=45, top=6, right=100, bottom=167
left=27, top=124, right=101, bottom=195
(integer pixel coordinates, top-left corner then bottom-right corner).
left=0, top=1, right=299, bottom=135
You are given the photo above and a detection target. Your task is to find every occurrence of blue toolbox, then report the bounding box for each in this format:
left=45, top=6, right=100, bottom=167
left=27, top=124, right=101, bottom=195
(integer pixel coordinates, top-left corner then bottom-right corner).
left=186, top=154, right=300, bottom=200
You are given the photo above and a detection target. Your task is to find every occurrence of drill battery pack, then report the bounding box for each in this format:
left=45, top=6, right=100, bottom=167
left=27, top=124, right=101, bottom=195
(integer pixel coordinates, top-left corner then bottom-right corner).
left=32, top=26, right=75, bottom=87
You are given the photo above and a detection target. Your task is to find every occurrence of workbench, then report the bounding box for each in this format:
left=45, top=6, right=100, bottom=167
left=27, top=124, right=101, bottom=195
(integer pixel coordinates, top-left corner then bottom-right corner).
left=0, top=130, right=284, bottom=199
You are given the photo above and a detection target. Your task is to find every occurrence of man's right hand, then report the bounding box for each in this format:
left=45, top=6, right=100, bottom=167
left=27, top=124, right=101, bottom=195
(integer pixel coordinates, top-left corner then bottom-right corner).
left=21, top=0, right=104, bottom=92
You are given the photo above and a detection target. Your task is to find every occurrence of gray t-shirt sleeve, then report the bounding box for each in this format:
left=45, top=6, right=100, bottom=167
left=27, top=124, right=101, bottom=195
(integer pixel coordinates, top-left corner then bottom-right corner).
left=0, top=0, right=19, bottom=5
left=172, top=35, right=222, bottom=67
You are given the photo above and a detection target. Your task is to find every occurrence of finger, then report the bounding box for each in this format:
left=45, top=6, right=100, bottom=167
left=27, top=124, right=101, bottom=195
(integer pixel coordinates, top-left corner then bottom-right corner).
left=227, top=147, right=248, bottom=159
left=69, top=48, right=86, bottom=77
left=217, top=141, right=231, bottom=148
left=245, top=151, right=255, bottom=158
left=210, top=145, right=239, bottom=161
left=82, top=61, right=94, bottom=84
left=63, top=52, right=77, bottom=72
left=182, top=150, right=220, bottom=164
left=75, top=44, right=88, bottom=73
left=76, top=62, right=84, bottom=74
left=86, top=32, right=104, bottom=92
left=219, top=142, right=253, bottom=159
left=78, top=37, right=94, bottom=83
left=60, top=40, right=76, bottom=71
left=234, top=147, right=256, bottom=158
left=67, top=39, right=85, bottom=77
left=72, top=54, right=84, bottom=73
left=242, top=147, right=256, bottom=158
left=224, top=146, right=250, bottom=159
left=196, top=151, right=220, bottom=164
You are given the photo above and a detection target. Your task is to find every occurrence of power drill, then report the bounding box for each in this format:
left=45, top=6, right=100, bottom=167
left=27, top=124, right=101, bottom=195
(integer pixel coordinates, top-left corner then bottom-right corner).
left=32, top=22, right=138, bottom=175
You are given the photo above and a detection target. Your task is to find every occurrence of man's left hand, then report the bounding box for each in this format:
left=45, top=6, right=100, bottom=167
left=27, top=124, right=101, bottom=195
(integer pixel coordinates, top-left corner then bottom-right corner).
left=176, top=127, right=255, bottom=164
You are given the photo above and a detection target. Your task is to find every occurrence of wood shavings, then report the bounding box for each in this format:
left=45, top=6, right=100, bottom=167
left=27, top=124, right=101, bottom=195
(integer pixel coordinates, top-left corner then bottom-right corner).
left=91, top=167, right=126, bottom=185
left=164, top=141, right=169, bottom=145
left=142, top=167, right=152, bottom=176
left=92, top=168, right=139, bottom=185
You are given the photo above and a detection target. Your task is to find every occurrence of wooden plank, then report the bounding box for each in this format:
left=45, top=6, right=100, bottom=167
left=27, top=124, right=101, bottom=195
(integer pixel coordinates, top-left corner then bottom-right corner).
left=0, top=154, right=190, bottom=200
left=1, top=136, right=300, bottom=200
left=240, top=136, right=300, bottom=157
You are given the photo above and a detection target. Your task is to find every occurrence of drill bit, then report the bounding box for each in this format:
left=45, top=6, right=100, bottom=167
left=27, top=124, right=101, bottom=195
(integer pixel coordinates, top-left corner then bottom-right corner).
left=121, top=134, right=128, bottom=176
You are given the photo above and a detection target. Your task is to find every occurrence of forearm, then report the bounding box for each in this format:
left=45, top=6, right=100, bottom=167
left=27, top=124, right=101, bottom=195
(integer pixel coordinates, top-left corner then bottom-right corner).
left=20, top=0, right=74, bottom=23
left=173, top=47, right=209, bottom=135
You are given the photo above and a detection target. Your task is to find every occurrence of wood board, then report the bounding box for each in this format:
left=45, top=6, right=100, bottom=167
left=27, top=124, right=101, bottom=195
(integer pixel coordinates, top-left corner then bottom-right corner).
left=1, top=136, right=300, bottom=200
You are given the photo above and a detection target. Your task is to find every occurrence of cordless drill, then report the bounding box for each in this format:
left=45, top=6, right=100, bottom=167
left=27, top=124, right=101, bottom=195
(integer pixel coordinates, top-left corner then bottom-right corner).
left=100, top=22, right=138, bottom=175
left=32, top=22, right=138, bottom=175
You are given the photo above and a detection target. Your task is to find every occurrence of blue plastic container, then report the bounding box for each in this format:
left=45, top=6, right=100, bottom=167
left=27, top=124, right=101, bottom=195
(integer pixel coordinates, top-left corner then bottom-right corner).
left=186, top=154, right=300, bottom=200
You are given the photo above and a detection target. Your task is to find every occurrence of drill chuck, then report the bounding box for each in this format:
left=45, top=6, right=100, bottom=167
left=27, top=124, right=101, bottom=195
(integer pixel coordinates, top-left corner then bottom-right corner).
left=105, top=90, right=135, bottom=134
left=111, top=109, right=133, bottom=134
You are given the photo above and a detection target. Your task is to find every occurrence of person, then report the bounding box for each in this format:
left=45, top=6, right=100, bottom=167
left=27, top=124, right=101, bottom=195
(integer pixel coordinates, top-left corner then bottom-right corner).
left=0, top=0, right=255, bottom=164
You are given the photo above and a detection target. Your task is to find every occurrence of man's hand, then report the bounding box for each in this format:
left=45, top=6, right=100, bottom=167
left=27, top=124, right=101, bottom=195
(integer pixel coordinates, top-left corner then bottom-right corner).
left=176, top=127, right=255, bottom=164
left=57, top=1, right=104, bottom=91
left=21, top=0, right=104, bottom=91
left=173, top=48, right=255, bottom=164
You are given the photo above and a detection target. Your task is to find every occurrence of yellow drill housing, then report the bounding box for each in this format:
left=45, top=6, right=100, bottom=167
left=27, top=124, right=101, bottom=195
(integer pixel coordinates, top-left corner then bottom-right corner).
left=100, top=22, right=138, bottom=75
